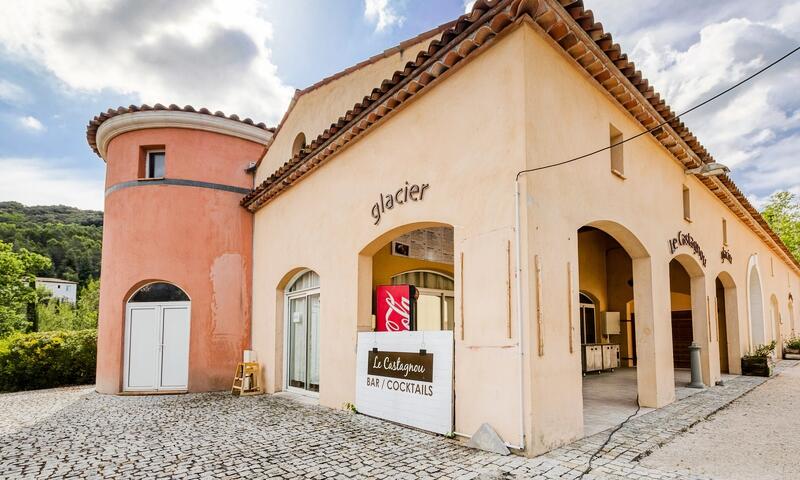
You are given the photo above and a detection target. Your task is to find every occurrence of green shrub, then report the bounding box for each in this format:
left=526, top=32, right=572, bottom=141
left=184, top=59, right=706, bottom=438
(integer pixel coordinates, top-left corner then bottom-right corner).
left=743, top=340, right=777, bottom=359
left=37, top=300, right=78, bottom=331
left=0, top=329, right=96, bottom=392
left=785, top=336, right=800, bottom=350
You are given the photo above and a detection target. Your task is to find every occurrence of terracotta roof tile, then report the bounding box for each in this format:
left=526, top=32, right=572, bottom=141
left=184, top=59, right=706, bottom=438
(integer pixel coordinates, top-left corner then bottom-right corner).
left=241, top=0, right=798, bottom=270
left=299, top=20, right=457, bottom=97
left=86, top=103, right=273, bottom=157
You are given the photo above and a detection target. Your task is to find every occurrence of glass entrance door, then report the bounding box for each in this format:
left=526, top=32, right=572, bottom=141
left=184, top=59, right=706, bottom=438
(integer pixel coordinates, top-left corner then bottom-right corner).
left=287, top=292, right=320, bottom=392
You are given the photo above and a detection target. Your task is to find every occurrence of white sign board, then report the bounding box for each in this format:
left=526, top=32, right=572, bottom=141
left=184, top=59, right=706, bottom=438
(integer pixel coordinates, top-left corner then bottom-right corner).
left=356, top=331, right=453, bottom=435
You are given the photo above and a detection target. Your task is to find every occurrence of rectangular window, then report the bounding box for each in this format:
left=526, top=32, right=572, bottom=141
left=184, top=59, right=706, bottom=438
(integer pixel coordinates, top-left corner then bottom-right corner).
left=610, top=124, right=624, bottom=178
left=683, top=185, right=691, bottom=221
left=771, top=257, right=775, bottom=277
left=722, top=218, right=728, bottom=246
left=145, top=150, right=165, bottom=179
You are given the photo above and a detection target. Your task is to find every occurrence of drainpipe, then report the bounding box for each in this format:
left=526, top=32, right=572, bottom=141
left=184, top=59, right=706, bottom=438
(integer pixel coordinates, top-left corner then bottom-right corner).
left=512, top=178, right=526, bottom=451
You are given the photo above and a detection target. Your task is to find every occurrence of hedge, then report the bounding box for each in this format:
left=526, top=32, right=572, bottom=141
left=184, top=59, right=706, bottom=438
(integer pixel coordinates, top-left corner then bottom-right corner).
left=0, top=329, right=97, bottom=392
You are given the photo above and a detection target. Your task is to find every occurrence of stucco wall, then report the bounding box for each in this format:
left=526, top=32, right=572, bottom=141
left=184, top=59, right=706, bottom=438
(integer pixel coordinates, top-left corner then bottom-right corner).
left=249, top=21, right=799, bottom=457
left=97, top=127, right=262, bottom=394
left=258, top=35, right=439, bottom=182
left=252, top=29, right=528, bottom=445
left=519, top=22, right=800, bottom=454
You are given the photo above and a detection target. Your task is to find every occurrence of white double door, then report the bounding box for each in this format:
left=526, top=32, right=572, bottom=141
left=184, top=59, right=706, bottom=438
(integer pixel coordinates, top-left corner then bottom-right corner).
left=124, top=302, right=190, bottom=392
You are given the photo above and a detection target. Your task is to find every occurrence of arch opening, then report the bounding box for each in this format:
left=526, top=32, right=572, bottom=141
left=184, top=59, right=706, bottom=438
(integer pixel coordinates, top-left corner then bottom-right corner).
left=770, top=294, right=782, bottom=358
left=355, top=223, right=458, bottom=435
left=362, top=225, right=455, bottom=332
left=715, top=272, right=739, bottom=374
left=668, top=254, right=711, bottom=387
left=124, top=280, right=191, bottom=393
left=128, top=282, right=190, bottom=302
left=576, top=221, right=658, bottom=437
left=748, top=257, right=766, bottom=349
left=291, top=132, right=306, bottom=157
left=283, top=268, right=321, bottom=394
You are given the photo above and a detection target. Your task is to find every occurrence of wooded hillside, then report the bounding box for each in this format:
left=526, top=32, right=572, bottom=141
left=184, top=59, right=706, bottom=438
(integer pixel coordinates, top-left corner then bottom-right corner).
left=0, top=202, right=102, bottom=285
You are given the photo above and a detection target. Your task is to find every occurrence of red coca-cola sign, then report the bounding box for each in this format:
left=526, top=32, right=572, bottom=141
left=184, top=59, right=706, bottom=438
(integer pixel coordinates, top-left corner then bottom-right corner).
left=376, top=285, right=417, bottom=332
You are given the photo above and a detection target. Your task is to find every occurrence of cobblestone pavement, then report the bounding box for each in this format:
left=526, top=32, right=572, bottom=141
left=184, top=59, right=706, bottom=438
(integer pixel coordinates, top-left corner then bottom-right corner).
left=1, top=361, right=797, bottom=479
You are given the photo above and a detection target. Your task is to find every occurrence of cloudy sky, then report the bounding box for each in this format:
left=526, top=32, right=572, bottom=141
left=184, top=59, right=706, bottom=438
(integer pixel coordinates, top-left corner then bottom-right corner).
left=0, top=0, right=797, bottom=211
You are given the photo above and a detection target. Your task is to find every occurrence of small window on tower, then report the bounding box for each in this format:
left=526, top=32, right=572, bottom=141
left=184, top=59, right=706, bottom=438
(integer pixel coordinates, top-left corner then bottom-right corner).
left=145, top=150, right=165, bottom=179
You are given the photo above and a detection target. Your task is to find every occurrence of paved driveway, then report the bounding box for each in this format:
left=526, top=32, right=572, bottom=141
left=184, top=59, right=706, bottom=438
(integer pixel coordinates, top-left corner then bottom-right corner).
left=0, top=362, right=796, bottom=479
left=0, top=388, right=512, bottom=479
left=642, top=363, right=800, bottom=479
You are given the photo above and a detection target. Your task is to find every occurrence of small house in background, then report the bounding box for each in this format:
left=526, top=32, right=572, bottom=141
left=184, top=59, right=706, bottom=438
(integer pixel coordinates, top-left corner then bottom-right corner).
left=35, top=277, right=78, bottom=304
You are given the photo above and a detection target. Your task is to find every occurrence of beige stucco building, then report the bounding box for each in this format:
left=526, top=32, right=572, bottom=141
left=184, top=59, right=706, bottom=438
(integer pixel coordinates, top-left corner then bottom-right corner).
left=90, top=0, right=800, bottom=457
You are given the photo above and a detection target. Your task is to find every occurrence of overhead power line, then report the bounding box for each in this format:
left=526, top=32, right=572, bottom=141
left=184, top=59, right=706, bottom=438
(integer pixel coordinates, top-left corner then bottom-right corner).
left=516, top=44, right=800, bottom=180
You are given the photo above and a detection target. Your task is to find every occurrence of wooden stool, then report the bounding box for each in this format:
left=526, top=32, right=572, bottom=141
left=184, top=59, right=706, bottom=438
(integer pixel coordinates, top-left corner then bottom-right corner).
left=231, top=362, right=262, bottom=396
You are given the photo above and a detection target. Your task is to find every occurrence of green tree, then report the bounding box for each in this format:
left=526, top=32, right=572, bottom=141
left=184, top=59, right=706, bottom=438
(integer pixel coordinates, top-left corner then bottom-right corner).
left=0, top=202, right=102, bottom=286
left=37, top=300, right=77, bottom=331
left=36, top=279, right=99, bottom=332
left=761, top=191, right=800, bottom=261
left=75, top=278, right=100, bottom=329
left=0, top=240, right=51, bottom=336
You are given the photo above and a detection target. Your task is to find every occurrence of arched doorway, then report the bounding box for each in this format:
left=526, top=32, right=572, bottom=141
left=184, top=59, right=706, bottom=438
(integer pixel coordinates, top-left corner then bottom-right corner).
left=124, top=282, right=191, bottom=392
left=715, top=272, right=739, bottom=374
left=748, top=256, right=766, bottom=349
left=770, top=295, right=782, bottom=358
left=359, top=223, right=455, bottom=334
left=285, top=270, right=321, bottom=394
left=576, top=221, right=659, bottom=437
left=669, top=254, right=709, bottom=386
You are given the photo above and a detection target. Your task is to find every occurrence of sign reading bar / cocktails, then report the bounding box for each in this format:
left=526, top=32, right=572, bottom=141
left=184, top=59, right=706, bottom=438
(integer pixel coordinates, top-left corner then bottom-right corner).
left=356, top=331, right=453, bottom=435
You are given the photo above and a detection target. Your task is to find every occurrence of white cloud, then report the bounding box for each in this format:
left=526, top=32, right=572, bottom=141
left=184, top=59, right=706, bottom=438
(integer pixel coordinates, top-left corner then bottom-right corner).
left=587, top=0, right=800, bottom=200
left=0, top=0, right=293, bottom=125
left=364, top=0, right=405, bottom=32
left=463, top=1, right=476, bottom=14
left=0, top=79, right=28, bottom=104
left=18, top=115, right=44, bottom=132
left=0, top=158, right=104, bottom=210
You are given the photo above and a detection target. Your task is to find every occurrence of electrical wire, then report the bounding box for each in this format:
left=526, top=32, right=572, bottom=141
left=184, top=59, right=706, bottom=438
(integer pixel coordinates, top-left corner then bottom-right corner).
left=578, top=395, right=641, bottom=480
left=516, top=45, right=800, bottom=180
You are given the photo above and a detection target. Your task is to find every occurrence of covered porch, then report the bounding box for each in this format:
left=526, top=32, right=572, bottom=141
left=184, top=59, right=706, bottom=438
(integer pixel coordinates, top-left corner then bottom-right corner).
left=582, top=367, right=738, bottom=436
